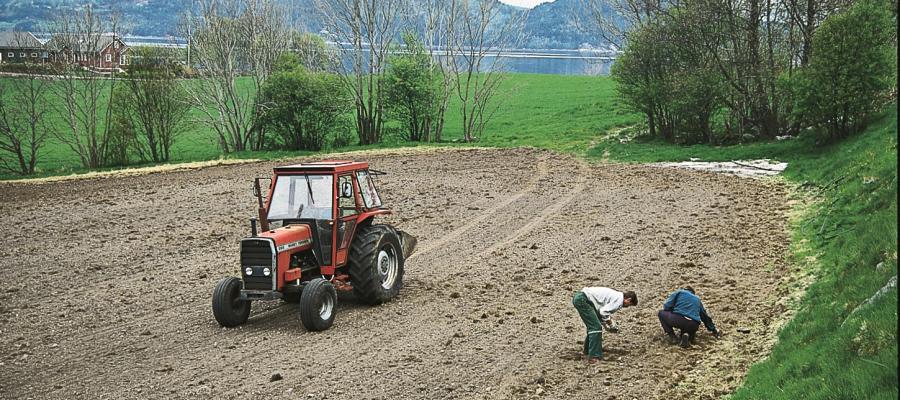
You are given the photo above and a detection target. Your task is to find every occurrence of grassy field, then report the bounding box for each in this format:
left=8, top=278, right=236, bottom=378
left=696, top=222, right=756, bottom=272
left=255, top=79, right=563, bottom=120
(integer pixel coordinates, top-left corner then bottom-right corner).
left=0, top=73, right=639, bottom=180
left=598, top=108, right=899, bottom=399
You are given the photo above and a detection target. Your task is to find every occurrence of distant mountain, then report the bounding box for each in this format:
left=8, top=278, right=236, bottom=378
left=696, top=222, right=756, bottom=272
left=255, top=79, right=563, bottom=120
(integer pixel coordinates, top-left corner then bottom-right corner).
left=0, top=0, right=605, bottom=49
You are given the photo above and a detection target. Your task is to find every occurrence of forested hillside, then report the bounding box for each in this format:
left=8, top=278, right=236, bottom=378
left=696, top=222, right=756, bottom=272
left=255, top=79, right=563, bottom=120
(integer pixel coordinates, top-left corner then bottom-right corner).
left=0, top=0, right=601, bottom=48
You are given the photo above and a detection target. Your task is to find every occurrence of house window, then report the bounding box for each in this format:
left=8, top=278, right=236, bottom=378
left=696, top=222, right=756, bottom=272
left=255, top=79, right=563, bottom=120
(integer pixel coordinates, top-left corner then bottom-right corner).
left=20, top=52, right=26, bottom=58
left=31, top=53, right=37, bottom=58
left=121, top=54, right=127, bottom=65
left=106, top=54, right=112, bottom=62
left=7, top=52, right=12, bottom=58
left=114, top=41, right=120, bottom=49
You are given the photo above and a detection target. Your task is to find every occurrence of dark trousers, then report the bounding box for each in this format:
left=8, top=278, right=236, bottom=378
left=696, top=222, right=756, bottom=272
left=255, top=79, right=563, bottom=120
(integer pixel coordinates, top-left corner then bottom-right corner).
left=658, top=310, right=700, bottom=339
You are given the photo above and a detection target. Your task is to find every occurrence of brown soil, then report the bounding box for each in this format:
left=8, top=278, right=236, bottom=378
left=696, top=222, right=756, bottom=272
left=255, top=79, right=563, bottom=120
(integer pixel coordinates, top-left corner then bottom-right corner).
left=0, top=148, right=791, bottom=399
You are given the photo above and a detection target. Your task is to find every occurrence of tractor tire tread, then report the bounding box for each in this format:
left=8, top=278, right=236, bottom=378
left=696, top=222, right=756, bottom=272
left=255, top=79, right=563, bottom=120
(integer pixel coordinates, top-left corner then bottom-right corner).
left=212, top=277, right=251, bottom=328
left=299, top=278, right=337, bottom=331
left=348, top=224, right=404, bottom=305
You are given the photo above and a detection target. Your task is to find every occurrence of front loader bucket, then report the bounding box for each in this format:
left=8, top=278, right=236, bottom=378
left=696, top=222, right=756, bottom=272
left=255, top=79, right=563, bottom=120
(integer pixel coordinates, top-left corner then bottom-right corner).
left=398, top=230, right=417, bottom=259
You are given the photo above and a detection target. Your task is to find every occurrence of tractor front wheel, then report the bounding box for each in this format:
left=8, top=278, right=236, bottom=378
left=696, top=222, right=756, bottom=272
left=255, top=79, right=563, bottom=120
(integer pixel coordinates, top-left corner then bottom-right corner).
left=348, top=224, right=405, bottom=305
left=299, top=278, right=337, bottom=331
left=212, top=277, right=251, bottom=327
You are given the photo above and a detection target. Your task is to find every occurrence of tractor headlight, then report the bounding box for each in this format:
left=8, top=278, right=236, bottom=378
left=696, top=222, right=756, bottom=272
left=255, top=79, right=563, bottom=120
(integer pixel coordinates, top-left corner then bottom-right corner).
left=263, top=267, right=271, bottom=277
left=245, top=267, right=253, bottom=276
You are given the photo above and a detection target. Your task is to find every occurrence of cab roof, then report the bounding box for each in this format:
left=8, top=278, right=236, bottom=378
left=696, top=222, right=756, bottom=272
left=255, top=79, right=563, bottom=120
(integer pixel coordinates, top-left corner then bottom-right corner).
left=274, top=160, right=370, bottom=174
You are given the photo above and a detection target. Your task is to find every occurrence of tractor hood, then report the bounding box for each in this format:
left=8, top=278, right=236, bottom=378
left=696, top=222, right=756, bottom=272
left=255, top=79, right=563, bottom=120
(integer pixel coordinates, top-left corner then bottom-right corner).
left=258, top=224, right=313, bottom=253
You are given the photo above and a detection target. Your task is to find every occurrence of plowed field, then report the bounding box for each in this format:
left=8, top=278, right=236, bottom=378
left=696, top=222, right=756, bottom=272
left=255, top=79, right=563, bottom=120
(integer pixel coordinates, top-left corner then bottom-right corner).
left=0, top=148, right=791, bottom=399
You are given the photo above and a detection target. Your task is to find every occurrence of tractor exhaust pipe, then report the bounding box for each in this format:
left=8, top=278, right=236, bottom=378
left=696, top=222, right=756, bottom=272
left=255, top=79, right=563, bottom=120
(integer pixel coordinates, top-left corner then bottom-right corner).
left=398, top=230, right=417, bottom=259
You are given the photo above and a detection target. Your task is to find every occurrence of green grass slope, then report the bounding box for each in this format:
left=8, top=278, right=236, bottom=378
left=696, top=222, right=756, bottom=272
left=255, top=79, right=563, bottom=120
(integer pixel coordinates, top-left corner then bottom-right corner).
left=598, top=108, right=899, bottom=399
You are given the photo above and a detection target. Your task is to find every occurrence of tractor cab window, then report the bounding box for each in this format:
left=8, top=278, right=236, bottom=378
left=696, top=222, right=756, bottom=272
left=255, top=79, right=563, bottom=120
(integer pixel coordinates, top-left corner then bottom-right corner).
left=338, top=175, right=358, bottom=218
left=267, top=175, right=334, bottom=220
left=356, top=170, right=382, bottom=209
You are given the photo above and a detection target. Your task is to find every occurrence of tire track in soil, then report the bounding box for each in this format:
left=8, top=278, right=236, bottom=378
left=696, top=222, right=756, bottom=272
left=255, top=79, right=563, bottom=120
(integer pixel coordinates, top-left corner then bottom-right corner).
left=480, top=161, right=589, bottom=256
left=409, top=156, right=550, bottom=259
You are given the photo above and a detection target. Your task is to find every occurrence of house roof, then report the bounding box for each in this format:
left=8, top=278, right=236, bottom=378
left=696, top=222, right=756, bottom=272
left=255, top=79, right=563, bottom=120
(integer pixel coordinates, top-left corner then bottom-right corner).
left=0, top=31, right=43, bottom=49
left=45, top=33, right=126, bottom=53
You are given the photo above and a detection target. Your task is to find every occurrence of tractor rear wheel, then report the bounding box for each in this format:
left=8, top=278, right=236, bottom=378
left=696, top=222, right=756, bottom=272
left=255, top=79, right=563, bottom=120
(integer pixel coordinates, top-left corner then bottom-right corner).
left=299, top=278, right=337, bottom=331
left=348, top=224, right=405, bottom=305
left=212, top=277, right=251, bottom=327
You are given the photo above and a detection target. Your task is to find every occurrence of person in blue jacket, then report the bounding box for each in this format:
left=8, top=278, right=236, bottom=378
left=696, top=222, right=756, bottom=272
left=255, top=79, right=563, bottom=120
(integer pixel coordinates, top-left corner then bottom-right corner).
left=658, top=286, right=721, bottom=347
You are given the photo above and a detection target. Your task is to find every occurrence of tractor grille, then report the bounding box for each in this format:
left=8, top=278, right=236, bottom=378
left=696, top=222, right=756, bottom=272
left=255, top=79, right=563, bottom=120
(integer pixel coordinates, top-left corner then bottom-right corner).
left=241, top=238, right=275, bottom=290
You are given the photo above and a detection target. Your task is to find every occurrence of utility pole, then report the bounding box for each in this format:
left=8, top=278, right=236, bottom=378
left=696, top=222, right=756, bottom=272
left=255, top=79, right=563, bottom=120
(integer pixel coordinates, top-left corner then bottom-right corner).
left=187, top=0, right=194, bottom=67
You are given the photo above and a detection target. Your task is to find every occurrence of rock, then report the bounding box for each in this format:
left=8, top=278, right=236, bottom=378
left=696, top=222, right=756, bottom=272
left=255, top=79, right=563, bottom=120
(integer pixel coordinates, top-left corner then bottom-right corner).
left=529, top=244, right=539, bottom=250
left=140, top=330, right=152, bottom=336
left=736, top=327, right=751, bottom=334
left=530, top=316, right=543, bottom=324
left=535, top=387, right=545, bottom=395
left=449, top=292, right=461, bottom=299
left=270, top=373, right=283, bottom=382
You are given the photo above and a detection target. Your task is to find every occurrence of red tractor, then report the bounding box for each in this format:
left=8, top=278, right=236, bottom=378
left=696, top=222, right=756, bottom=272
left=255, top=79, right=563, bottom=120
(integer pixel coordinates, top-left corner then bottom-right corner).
left=212, top=161, right=416, bottom=331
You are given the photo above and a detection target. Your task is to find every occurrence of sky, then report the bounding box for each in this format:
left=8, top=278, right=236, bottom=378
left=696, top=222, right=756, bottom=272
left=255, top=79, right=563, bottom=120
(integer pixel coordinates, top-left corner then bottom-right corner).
left=499, top=0, right=556, bottom=8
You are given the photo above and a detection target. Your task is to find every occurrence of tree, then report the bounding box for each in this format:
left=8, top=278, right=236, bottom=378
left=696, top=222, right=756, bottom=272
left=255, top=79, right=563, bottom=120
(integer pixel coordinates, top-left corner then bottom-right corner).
left=260, top=55, right=350, bottom=151
left=0, top=33, right=53, bottom=176
left=182, top=0, right=289, bottom=153
left=316, top=0, right=407, bottom=145
left=613, top=6, right=730, bottom=144
left=289, top=32, right=334, bottom=72
left=447, top=0, right=526, bottom=142
left=604, top=0, right=861, bottom=143
left=120, top=47, right=189, bottom=163
left=49, top=7, right=122, bottom=168
left=384, top=33, right=441, bottom=142
left=792, top=0, right=896, bottom=141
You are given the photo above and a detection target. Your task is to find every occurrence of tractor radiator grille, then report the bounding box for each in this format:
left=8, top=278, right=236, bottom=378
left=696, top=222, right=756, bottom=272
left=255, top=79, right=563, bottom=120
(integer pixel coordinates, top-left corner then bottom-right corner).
left=241, top=239, right=274, bottom=290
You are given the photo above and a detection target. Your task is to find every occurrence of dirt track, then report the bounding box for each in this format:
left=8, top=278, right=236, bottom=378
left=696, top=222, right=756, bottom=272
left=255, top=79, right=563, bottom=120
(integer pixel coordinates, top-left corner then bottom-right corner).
left=0, top=148, right=791, bottom=400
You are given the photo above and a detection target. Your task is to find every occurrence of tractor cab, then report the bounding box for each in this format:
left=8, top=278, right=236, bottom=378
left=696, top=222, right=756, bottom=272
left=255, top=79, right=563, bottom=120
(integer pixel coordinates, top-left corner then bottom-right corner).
left=260, top=161, right=391, bottom=270
left=212, top=161, right=415, bottom=332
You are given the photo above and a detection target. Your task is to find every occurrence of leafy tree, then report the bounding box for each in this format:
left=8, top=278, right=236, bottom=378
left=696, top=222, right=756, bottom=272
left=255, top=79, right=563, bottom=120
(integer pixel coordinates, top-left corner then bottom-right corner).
left=791, top=0, right=896, bottom=141
left=260, top=58, right=350, bottom=151
left=384, top=33, right=441, bottom=142
left=612, top=10, right=725, bottom=144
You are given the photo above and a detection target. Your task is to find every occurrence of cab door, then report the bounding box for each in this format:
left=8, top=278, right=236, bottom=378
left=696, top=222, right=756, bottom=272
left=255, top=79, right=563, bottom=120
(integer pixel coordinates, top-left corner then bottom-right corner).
left=335, top=174, right=360, bottom=266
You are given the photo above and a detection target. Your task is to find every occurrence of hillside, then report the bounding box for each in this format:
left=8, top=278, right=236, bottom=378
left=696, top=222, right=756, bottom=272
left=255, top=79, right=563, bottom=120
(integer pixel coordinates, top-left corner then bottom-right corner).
left=0, top=0, right=602, bottom=49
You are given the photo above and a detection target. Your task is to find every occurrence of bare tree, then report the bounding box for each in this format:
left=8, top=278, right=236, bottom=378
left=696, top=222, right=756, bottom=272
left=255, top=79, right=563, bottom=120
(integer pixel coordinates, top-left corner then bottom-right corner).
left=120, top=48, right=189, bottom=163
left=49, top=7, right=123, bottom=168
left=418, top=0, right=458, bottom=142
left=578, top=0, right=670, bottom=46
left=447, top=0, right=525, bottom=142
left=182, top=0, right=289, bottom=153
left=315, top=0, right=408, bottom=145
left=0, top=33, right=52, bottom=175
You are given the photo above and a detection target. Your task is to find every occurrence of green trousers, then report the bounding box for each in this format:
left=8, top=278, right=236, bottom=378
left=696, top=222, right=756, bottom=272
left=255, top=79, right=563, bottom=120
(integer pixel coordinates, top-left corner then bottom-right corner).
left=572, top=292, right=603, bottom=359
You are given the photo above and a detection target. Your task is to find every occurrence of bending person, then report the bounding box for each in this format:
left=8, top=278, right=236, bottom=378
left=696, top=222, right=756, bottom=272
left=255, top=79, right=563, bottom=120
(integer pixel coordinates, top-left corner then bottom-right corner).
left=572, top=287, right=638, bottom=363
left=658, top=286, right=720, bottom=348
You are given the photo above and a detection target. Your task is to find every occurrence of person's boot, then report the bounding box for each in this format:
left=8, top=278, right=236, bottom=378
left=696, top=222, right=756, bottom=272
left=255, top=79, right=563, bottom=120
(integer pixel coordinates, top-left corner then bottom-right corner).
left=667, top=333, right=678, bottom=345
left=680, top=333, right=691, bottom=348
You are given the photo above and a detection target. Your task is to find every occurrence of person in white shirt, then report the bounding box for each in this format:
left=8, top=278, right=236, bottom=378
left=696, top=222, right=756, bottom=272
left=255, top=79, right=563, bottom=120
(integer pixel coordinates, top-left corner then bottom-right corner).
left=571, top=287, right=638, bottom=363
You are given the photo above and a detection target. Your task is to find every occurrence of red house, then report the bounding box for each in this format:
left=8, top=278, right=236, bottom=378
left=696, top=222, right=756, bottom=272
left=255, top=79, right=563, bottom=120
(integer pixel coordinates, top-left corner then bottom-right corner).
left=46, top=33, right=129, bottom=72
